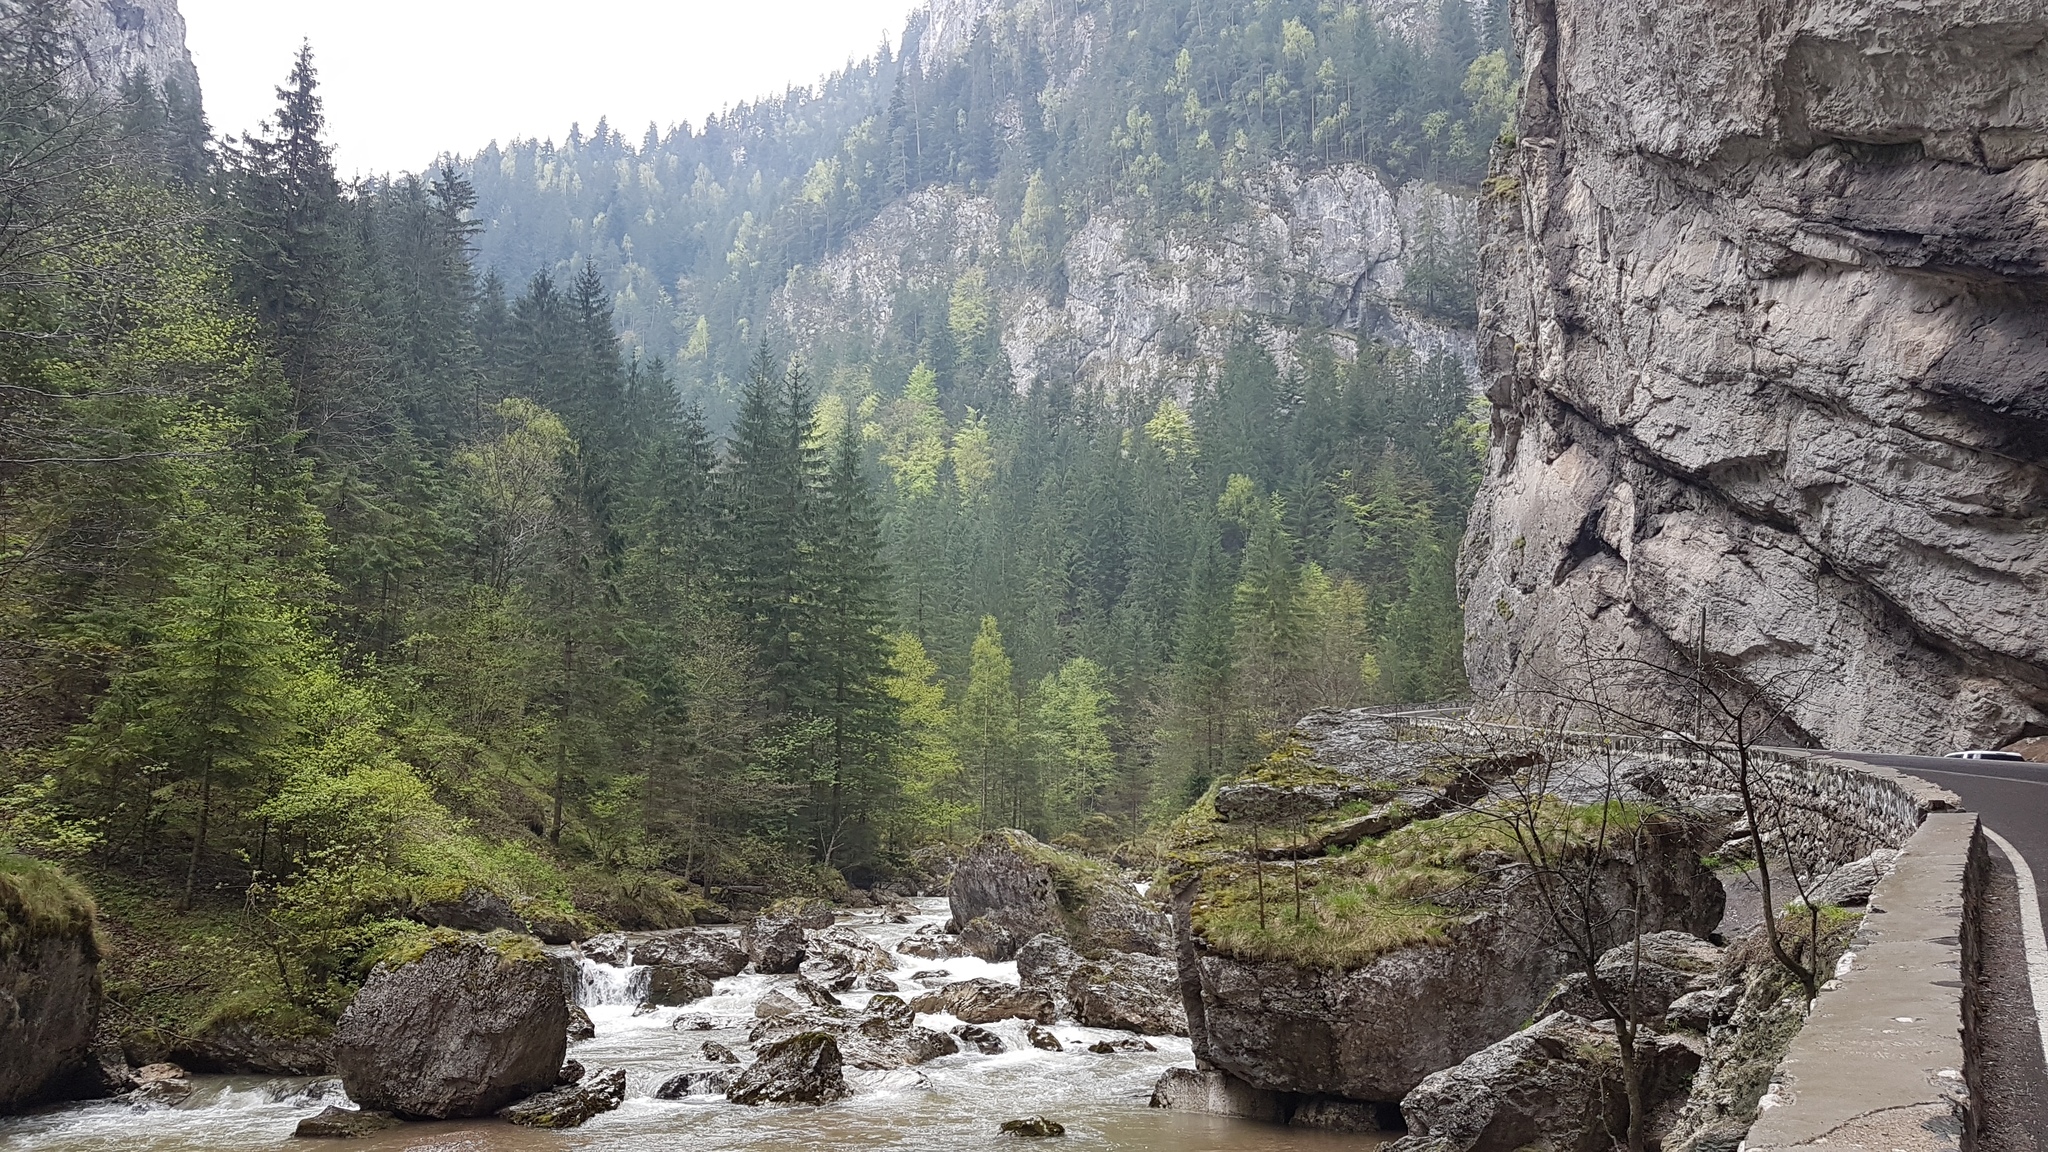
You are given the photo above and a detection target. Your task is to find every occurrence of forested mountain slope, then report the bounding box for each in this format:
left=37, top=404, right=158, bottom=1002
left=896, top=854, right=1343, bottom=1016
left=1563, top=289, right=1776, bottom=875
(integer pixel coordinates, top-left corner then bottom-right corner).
left=0, top=0, right=1502, bottom=1059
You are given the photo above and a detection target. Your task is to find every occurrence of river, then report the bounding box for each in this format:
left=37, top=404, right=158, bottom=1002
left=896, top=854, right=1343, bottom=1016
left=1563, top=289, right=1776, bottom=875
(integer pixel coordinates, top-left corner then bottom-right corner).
left=1, top=899, right=1377, bottom=1152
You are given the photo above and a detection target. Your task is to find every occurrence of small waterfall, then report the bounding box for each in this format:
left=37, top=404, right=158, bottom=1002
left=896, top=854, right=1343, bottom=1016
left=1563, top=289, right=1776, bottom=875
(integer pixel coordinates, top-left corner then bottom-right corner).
left=574, top=955, right=648, bottom=1008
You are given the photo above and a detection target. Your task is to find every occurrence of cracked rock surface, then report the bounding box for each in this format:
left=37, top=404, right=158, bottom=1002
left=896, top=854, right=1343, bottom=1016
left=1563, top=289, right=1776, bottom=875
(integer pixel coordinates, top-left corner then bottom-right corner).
left=1460, top=0, right=2048, bottom=751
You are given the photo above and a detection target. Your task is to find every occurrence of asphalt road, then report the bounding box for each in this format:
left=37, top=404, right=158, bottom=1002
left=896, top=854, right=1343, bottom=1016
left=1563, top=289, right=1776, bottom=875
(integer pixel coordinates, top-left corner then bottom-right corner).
left=1824, top=749, right=2048, bottom=1139
left=1825, top=750, right=2048, bottom=934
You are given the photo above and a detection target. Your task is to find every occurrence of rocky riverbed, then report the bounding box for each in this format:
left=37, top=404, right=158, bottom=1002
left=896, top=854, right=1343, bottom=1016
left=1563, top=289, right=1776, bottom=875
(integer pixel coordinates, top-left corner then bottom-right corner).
left=0, top=899, right=1373, bottom=1152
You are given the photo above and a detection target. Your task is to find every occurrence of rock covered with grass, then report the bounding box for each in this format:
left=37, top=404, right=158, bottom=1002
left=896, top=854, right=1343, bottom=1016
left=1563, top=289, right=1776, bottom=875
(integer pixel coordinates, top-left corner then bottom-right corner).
left=332, top=930, right=567, bottom=1119
left=0, top=855, right=102, bottom=1114
left=1163, top=713, right=1725, bottom=1106
left=949, top=829, right=1166, bottom=961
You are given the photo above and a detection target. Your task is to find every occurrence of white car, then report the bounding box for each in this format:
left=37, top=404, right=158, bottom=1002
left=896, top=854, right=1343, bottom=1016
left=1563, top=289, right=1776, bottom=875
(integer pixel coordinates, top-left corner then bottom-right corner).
left=1945, top=749, right=2028, bottom=762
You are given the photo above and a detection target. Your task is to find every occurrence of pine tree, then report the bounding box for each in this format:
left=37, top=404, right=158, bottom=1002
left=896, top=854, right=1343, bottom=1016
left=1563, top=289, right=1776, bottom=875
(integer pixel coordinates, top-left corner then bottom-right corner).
left=957, top=615, right=1021, bottom=831
left=810, top=424, right=896, bottom=864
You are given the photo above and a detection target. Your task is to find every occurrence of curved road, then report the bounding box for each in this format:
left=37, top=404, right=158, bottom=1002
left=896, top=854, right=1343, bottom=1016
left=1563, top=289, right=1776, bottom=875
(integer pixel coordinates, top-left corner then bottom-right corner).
left=1825, top=750, right=2048, bottom=1142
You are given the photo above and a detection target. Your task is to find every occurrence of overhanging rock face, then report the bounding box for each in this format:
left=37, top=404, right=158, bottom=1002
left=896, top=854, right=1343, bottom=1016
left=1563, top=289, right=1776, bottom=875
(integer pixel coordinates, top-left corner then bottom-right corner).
left=1460, top=0, right=2048, bottom=751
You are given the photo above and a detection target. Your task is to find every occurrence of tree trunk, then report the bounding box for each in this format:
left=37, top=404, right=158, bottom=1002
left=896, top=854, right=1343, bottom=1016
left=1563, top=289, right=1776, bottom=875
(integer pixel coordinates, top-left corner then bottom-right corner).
left=182, top=754, right=213, bottom=911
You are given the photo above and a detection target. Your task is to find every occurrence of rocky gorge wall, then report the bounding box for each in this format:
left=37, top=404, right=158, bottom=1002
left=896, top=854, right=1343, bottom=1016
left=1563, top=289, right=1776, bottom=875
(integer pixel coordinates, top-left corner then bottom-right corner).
left=62, top=0, right=202, bottom=102
left=1459, top=0, right=2048, bottom=752
left=774, top=164, right=1475, bottom=396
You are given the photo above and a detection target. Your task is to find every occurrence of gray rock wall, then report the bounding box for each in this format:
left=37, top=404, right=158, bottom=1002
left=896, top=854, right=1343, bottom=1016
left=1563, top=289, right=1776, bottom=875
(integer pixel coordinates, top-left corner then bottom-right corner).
left=1459, top=0, right=2048, bottom=752
left=774, top=166, right=1473, bottom=396
left=63, top=0, right=202, bottom=104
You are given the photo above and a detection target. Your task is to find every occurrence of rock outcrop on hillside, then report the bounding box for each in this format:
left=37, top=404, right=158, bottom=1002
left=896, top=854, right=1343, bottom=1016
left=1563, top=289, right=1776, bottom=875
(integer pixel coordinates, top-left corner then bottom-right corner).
left=1460, top=0, right=2048, bottom=751
left=62, top=0, right=202, bottom=103
left=776, top=169, right=1472, bottom=397
left=0, top=859, right=101, bottom=1114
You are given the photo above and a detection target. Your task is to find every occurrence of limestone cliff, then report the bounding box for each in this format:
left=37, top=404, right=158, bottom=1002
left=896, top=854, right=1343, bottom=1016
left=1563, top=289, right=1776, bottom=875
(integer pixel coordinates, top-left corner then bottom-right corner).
left=776, top=165, right=1474, bottom=395
left=63, top=0, right=202, bottom=104
left=1460, top=0, right=2048, bottom=751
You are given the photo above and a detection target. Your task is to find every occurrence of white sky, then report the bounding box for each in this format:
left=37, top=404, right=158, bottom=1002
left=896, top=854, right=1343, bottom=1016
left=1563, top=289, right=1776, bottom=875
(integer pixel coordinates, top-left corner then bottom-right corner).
left=180, top=1, right=914, bottom=178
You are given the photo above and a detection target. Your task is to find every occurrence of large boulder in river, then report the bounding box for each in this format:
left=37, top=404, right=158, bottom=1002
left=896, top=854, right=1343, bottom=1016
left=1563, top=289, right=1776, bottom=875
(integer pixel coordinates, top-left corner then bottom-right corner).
left=1069, top=952, right=1186, bottom=1035
left=798, top=926, right=896, bottom=991
left=1392, top=1013, right=1703, bottom=1152
left=0, top=857, right=101, bottom=1114
left=1181, top=811, right=1722, bottom=1103
left=333, top=931, right=568, bottom=1119
left=742, top=906, right=815, bottom=974
left=728, top=1032, right=851, bottom=1105
left=948, top=829, right=1165, bottom=961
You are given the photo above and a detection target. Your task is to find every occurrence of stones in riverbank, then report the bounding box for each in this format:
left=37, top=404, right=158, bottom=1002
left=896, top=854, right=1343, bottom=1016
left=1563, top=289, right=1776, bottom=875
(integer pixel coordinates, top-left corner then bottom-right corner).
left=741, top=907, right=813, bottom=974
left=500, top=1066, right=626, bottom=1128
left=657, top=1069, right=733, bottom=1098
left=1000, top=1116, right=1067, bottom=1137
left=728, top=1032, right=851, bottom=1105
left=292, top=1105, right=401, bottom=1138
left=332, top=932, right=567, bottom=1119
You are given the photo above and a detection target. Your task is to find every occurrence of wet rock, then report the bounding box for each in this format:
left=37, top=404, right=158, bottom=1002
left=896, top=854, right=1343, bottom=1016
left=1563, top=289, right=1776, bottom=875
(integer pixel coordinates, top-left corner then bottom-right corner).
left=951, top=1023, right=1006, bottom=1054
left=500, top=1066, right=626, bottom=1129
left=566, top=1005, right=595, bottom=1042
left=0, top=859, right=102, bottom=1112
left=1806, top=850, right=1902, bottom=909
left=1539, top=932, right=1725, bottom=1023
left=1027, top=1026, right=1064, bottom=1052
left=332, top=933, right=568, bottom=1119
left=657, top=1069, right=733, bottom=1098
left=800, top=926, right=896, bottom=991
left=865, top=994, right=915, bottom=1028
left=1086, top=1037, right=1156, bottom=1053
left=728, top=1032, right=851, bottom=1105
left=1392, top=1014, right=1703, bottom=1152
left=557, top=1059, right=584, bottom=1085
left=642, top=964, right=715, bottom=1008
left=1291, top=1096, right=1393, bottom=1131
left=742, top=910, right=809, bottom=974
left=1069, top=952, right=1186, bottom=1036
left=753, top=990, right=802, bottom=1019
left=1015, top=933, right=1084, bottom=1016
left=949, top=829, right=1167, bottom=961
left=908, top=977, right=1055, bottom=1024
left=130, top=1062, right=192, bottom=1103
left=167, top=1019, right=334, bottom=1076
left=582, top=929, right=749, bottom=979
left=292, top=1105, right=401, bottom=1138
left=702, top=1040, right=740, bottom=1064
left=1147, top=1067, right=1288, bottom=1123
left=909, top=968, right=953, bottom=984
left=845, top=1020, right=958, bottom=1068
left=524, top=913, right=587, bottom=946
left=898, top=925, right=966, bottom=960
left=862, top=974, right=900, bottom=992
left=88, top=1041, right=136, bottom=1097
left=1000, top=1116, right=1067, bottom=1137
left=789, top=975, right=842, bottom=1009
left=411, top=888, right=525, bottom=935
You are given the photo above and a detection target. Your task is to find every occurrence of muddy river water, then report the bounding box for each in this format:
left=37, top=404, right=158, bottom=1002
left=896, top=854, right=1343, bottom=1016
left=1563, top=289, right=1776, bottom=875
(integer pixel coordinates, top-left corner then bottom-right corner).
left=1, top=899, right=1378, bottom=1152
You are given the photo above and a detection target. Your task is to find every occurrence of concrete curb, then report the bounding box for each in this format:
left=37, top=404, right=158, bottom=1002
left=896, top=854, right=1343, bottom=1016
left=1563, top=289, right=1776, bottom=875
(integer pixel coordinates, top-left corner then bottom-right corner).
left=1737, top=812, right=1976, bottom=1152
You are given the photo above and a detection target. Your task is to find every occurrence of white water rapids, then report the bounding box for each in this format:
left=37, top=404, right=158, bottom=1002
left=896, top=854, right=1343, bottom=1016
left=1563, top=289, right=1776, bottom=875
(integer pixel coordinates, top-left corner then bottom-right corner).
left=0, top=898, right=1370, bottom=1151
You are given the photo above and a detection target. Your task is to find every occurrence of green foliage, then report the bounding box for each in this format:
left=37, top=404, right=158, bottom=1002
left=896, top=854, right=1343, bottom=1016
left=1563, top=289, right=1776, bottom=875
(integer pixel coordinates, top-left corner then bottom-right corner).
left=0, top=855, right=99, bottom=959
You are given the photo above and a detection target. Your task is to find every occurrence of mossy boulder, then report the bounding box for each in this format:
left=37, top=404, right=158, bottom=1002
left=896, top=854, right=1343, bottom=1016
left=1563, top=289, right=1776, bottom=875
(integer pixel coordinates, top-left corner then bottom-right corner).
left=948, top=830, right=1165, bottom=961
left=333, top=931, right=566, bottom=1119
left=0, top=856, right=102, bottom=1114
